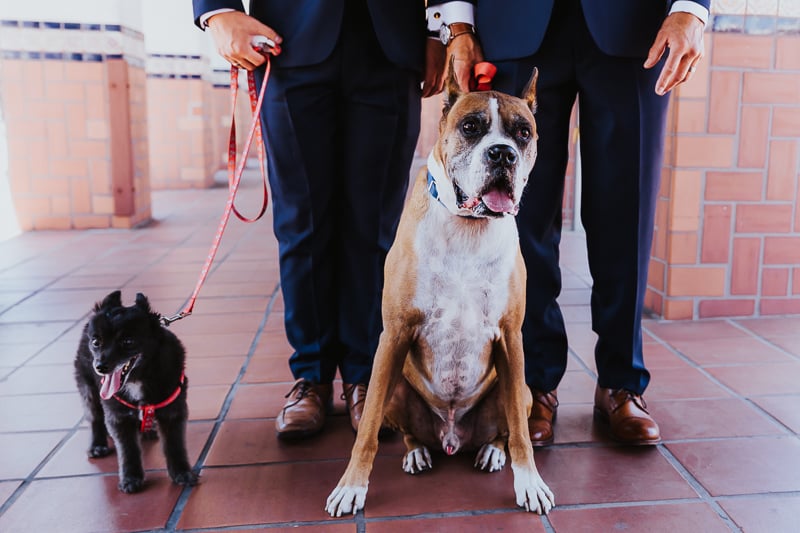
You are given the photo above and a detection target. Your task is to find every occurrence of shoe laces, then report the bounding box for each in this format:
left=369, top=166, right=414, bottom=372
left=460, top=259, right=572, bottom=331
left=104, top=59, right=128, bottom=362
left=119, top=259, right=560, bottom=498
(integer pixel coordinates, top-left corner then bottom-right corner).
left=341, top=383, right=367, bottom=409
left=612, top=389, right=648, bottom=414
left=284, top=379, right=314, bottom=409
left=533, top=390, right=559, bottom=411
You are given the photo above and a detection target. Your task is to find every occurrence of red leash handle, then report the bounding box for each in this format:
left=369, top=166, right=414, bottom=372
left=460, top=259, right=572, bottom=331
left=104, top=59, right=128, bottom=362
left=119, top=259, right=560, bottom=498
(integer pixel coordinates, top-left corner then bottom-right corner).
left=473, top=61, right=497, bottom=91
left=160, top=56, right=272, bottom=326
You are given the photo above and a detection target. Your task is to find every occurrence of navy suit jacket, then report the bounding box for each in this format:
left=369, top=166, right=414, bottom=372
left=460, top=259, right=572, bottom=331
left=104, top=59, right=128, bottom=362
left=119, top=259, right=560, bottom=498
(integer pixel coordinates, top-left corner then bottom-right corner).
left=429, top=0, right=711, bottom=60
left=193, top=0, right=426, bottom=71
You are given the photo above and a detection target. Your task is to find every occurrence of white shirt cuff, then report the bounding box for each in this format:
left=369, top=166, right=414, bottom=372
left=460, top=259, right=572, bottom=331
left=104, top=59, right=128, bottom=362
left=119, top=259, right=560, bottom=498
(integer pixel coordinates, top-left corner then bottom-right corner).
left=200, top=8, right=236, bottom=29
left=426, top=1, right=475, bottom=32
left=670, top=1, right=709, bottom=25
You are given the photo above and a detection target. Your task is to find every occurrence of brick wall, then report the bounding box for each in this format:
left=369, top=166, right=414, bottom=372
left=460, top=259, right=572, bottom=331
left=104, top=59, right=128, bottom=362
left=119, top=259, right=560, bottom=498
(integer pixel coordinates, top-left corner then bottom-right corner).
left=646, top=3, right=800, bottom=319
left=0, top=21, right=152, bottom=230
left=145, top=55, right=222, bottom=190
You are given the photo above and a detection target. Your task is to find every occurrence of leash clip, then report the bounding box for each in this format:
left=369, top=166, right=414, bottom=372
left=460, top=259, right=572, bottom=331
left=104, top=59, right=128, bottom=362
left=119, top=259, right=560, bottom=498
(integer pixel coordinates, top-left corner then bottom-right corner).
left=160, top=311, right=191, bottom=327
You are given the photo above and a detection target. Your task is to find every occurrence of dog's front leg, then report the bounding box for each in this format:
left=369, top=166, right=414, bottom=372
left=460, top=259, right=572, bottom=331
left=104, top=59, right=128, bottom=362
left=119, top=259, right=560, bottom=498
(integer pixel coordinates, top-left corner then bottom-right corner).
left=325, top=325, right=413, bottom=517
left=495, top=328, right=555, bottom=514
left=107, top=415, right=145, bottom=493
left=157, top=410, right=199, bottom=487
left=77, top=379, right=111, bottom=458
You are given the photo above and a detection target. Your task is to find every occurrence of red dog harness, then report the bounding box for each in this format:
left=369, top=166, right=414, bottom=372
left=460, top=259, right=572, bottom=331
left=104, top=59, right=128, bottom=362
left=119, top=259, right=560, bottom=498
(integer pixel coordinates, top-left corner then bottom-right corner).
left=112, top=373, right=186, bottom=433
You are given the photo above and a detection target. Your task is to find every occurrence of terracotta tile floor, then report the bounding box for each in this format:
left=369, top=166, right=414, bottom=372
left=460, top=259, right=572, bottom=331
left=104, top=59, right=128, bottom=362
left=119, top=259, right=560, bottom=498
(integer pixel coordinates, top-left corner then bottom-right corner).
left=1, top=175, right=800, bottom=532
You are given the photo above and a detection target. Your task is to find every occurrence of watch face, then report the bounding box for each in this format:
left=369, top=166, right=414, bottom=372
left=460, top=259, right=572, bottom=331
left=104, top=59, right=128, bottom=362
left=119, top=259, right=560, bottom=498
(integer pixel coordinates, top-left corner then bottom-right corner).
left=439, top=24, right=450, bottom=45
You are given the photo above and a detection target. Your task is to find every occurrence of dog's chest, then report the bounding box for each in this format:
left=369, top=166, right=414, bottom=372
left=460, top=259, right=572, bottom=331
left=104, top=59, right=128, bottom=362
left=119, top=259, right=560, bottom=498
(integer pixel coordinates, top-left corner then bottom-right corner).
left=411, top=212, right=517, bottom=399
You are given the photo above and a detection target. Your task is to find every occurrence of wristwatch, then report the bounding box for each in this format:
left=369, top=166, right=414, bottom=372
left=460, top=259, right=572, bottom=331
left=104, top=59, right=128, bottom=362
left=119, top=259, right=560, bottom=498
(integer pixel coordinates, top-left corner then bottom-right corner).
left=439, top=22, right=475, bottom=46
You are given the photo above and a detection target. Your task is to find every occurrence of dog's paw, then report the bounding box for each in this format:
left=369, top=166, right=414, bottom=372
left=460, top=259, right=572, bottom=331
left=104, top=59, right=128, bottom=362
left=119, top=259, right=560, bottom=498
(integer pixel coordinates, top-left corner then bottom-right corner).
left=88, top=445, right=112, bottom=458
left=118, top=476, right=144, bottom=494
left=511, top=464, right=555, bottom=514
left=171, top=470, right=199, bottom=487
left=402, top=446, right=432, bottom=474
left=474, top=443, right=506, bottom=472
left=325, top=484, right=367, bottom=517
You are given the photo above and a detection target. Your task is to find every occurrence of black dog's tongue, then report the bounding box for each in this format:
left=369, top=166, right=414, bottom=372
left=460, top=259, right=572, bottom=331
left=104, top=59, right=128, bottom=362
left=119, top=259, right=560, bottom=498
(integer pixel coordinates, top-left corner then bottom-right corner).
left=482, top=189, right=515, bottom=213
left=100, top=367, right=124, bottom=400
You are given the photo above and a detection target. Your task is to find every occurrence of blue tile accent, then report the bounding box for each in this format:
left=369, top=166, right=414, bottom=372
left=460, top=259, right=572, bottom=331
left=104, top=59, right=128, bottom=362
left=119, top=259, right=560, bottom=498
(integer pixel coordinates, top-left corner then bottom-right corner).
left=83, top=23, right=102, bottom=31
left=21, top=21, right=40, bottom=28
left=43, top=21, right=61, bottom=29
left=64, top=22, right=81, bottom=30
left=745, top=15, right=778, bottom=35
left=23, top=51, right=41, bottom=59
left=84, top=53, right=103, bottom=62
left=1, top=20, right=19, bottom=27
left=106, top=54, right=124, bottom=60
left=712, top=14, right=744, bottom=33
left=2, top=50, right=22, bottom=59
left=777, top=17, right=800, bottom=34
left=104, top=24, right=122, bottom=32
left=68, top=53, right=83, bottom=61
left=44, top=52, right=63, bottom=60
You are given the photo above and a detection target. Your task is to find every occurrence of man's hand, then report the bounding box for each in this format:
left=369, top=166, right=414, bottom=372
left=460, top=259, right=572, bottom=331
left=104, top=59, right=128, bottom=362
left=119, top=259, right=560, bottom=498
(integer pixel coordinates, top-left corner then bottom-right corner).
left=645, top=12, right=705, bottom=96
left=445, top=33, right=484, bottom=92
left=207, top=11, right=282, bottom=71
left=422, top=39, right=446, bottom=97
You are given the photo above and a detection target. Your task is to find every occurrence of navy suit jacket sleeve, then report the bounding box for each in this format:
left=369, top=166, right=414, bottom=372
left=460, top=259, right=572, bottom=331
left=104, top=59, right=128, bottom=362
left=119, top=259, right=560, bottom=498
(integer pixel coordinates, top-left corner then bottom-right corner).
left=428, top=0, right=710, bottom=60
left=192, top=0, right=244, bottom=29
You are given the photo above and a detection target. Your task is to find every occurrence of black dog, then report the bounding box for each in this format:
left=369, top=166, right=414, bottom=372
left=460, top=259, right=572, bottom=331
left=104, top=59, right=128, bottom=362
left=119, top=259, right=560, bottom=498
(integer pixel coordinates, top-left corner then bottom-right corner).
left=74, top=290, right=198, bottom=493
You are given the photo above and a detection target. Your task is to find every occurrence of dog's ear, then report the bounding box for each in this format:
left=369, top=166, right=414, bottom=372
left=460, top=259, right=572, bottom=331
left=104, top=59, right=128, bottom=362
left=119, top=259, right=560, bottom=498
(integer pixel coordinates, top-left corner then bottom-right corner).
left=521, top=67, right=538, bottom=114
left=134, top=293, right=152, bottom=313
left=442, top=55, right=463, bottom=116
left=94, top=290, right=122, bottom=312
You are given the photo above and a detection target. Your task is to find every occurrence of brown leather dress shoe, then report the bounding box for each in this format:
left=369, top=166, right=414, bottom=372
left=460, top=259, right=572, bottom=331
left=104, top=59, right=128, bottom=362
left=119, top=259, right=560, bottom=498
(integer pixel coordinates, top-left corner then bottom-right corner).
left=593, top=385, right=661, bottom=445
left=275, top=379, right=332, bottom=440
left=341, top=383, right=367, bottom=433
left=529, top=388, right=558, bottom=447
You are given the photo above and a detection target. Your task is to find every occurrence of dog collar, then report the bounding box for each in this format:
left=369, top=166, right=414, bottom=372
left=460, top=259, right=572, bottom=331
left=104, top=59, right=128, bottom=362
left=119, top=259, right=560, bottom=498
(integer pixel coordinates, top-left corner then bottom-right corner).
left=427, top=171, right=481, bottom=219
left=426, top=170, right=446, bottom=207
left=113, top=372, right=186, bottom=433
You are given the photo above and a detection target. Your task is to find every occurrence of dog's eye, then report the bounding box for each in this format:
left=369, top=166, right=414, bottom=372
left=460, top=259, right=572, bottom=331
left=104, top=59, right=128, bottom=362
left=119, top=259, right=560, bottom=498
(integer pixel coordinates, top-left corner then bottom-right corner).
left=121, top=338, right=135, bottom=348
left=91, top=337, right=101, bottom=348
left=516, top=127, right=531, bottom=141
left=461, top=119, right=480, bottom=137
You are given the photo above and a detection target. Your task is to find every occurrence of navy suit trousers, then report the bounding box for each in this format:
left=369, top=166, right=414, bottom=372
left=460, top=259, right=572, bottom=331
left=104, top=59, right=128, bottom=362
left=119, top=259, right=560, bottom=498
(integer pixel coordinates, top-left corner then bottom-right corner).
left=490, top=0, right=670, bottom=394
left=254, top=3, right=420, bottom=384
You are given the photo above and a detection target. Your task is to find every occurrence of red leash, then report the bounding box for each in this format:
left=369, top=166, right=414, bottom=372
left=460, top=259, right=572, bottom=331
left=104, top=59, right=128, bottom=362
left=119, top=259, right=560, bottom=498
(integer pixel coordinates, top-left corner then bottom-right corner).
left=160, top=56, right=272, bottom=327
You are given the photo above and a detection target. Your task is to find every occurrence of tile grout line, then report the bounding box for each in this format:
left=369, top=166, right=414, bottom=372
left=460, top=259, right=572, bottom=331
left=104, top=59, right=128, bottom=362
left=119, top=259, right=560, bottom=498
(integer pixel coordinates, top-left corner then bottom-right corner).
left=163, top=282, right=282, bottom=532
left=726, top=318, right=800, bottom=363
left=0, top=417, right=86, bottom=519
left=656, top=445, right=743, bottom=533
left=644, top=321, right=799, bottom=435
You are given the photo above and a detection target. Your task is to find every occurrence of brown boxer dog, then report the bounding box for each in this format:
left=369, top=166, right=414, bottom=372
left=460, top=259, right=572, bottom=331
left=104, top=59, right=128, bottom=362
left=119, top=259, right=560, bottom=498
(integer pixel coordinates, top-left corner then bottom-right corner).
left=326, top=64, right=554, bottom=516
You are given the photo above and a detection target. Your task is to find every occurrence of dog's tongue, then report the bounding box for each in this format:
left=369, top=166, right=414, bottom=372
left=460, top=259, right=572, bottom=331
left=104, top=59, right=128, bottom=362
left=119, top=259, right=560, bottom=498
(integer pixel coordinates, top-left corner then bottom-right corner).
left=100, top=368, right=124, bottom=400
left=481, top=190, right=515, bottom=213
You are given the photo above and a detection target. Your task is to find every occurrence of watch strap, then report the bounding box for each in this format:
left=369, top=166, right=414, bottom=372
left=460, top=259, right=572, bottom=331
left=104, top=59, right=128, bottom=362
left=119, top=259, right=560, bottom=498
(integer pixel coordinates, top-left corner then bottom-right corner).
left=447, top=22, right=475, bottom=43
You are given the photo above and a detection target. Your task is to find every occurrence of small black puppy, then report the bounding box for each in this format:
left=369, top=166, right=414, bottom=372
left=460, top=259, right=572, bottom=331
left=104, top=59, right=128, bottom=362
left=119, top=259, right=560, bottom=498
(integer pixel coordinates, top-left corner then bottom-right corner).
left=74, top=290, right=198, bottom=493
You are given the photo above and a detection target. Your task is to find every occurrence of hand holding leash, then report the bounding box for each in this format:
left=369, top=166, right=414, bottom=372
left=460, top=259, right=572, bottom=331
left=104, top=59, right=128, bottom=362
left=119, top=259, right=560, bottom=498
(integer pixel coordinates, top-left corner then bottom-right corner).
left=206, top=11, right=282, bottom=70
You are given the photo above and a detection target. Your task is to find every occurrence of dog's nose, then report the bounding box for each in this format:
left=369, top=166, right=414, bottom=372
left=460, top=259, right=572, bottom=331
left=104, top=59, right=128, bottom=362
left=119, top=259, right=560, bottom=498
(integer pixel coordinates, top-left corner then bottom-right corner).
left=95, top=362, right=109, bottom=374
left=487, top=145, right=517, bottom=166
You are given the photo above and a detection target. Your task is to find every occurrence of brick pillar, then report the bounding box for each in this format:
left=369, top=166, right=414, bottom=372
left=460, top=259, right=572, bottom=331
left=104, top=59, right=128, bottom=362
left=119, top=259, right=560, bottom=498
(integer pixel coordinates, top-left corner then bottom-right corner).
left=142, top=0, right=228, bottom=190
left=646, top=2, right=800, bottom=319
left=0, top=2, right=151, bottom=230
